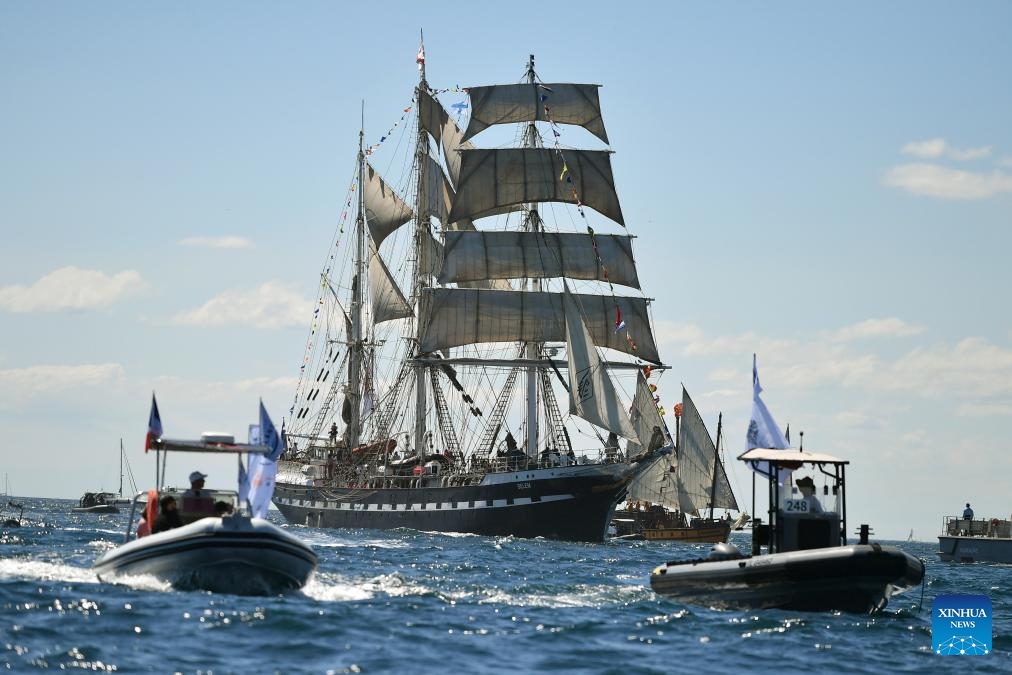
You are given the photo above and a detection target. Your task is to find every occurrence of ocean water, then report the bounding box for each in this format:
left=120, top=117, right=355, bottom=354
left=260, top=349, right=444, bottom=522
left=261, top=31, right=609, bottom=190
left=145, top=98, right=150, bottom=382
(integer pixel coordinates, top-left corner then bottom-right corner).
left=1, top=497, right=1009, bottom=674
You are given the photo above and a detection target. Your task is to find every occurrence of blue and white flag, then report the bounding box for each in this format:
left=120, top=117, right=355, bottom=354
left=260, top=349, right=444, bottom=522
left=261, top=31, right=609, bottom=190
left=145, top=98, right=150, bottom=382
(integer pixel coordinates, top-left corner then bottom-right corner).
left=746, top=354, right=789, bottom=450
left=242, top=401, right=286, bottom=518
left=745, top=355, right=792, bottom=479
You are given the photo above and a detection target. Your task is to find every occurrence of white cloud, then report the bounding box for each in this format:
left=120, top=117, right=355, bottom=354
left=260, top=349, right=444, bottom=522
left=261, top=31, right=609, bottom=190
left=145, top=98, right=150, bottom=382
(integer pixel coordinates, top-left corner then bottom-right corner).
left=999, top=157, right=1012, bottom=168
left=832, top=410, right=886, bottom=431
left=830, top=318, right=924, bottom=342
left=234, top=376, right=300, bottom=394
left=955, top=402, right=1012, bottom=417
left=179, top=236, right=254, bottom=249
left=874, top=337, right=1012, bottom=399
left=0, top=363, right=126, bottom=400
left=0, top=267, right=146, bottom=313
left=657, top=321, right=1012, bottom=406
left=948, top=146, right=992, bottom=161
left=900, top=138, right=992, bottom=161
left=901, top=138, right=947, bottom=159
left=882, top=163, right=1012, bottom=199
left=172, top=281, right=312, bottom=329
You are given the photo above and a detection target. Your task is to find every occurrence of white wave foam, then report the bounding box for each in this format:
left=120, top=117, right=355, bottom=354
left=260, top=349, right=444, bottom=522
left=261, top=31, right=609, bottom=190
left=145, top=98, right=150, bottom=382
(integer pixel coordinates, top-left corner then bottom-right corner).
left=0, top=558, right=101, bottom=585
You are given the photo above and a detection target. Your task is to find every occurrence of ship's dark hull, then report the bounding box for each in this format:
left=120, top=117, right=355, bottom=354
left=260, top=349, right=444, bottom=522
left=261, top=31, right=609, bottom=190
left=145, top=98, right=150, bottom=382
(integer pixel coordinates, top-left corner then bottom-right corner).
left=273, top=461, right=650, bottom=543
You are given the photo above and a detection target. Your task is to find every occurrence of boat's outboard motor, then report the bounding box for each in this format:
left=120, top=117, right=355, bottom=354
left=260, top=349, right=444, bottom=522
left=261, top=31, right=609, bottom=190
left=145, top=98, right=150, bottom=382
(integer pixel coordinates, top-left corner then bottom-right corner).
left=707, top=542, right=743, bottom=561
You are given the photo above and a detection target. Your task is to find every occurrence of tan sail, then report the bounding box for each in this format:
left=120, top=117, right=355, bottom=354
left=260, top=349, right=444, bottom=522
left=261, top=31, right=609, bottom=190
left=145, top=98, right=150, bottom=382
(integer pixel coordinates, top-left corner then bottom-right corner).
left=419, top=287, right=660, bottom=363
left=439, top=231, right=640, bottom=288
left=447, top=148, right=624, bottom=226
left=564, top=287, right=636, bottom=440
left=364, top=163, right=413, bottom=246
left=368, top=243, right=413, bottom=324
left=625, top=373, right=679, bottom=509
left=678, top=387, right=739, bottom=514
left=463, top=83, right=609, bottom=144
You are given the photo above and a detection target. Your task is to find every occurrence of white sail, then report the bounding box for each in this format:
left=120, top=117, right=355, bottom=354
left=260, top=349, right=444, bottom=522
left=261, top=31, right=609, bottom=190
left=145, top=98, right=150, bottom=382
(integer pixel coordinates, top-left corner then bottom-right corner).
left=564, top=287, right=636, bottom=440
left=368, top=243, right=413, bottom=324
left=462, top=83, right=609, bottom=144
left=447, top=148, right=625, bottom=226
left=364, top=163, right=413, bottom=246
left=439, top=231, right=640, bottom=288
left=678, top=387, right=739, bottom=514
left=419, top=287, right=660, bottom=363
left=625, top=373, right=679, bottom=508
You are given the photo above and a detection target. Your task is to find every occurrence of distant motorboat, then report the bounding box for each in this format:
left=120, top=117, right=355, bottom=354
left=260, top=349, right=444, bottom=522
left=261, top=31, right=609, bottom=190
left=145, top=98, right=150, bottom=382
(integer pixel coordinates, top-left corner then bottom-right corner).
left=73, top=492, right=120, bottom=514
left=938, top=514, right=1012, bottom=563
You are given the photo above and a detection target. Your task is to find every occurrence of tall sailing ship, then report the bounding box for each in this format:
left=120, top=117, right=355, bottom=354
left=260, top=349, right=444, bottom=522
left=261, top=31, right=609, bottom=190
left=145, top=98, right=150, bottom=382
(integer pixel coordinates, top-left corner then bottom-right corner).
left=613, top=387, right=743, bottom=542
left=272, top=49, right=672, bottom=543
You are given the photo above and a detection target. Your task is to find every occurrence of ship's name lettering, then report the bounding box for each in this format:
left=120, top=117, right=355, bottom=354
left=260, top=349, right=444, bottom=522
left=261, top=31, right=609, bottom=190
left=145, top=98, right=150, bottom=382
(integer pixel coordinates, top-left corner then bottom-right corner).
left=517, top=482, right=531, bottom=490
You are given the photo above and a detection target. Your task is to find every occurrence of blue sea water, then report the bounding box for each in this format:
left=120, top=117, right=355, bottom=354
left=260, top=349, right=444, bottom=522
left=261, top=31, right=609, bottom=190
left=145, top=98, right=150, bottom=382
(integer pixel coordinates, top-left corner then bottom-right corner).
left=1, top=497, right=1009, bottom=674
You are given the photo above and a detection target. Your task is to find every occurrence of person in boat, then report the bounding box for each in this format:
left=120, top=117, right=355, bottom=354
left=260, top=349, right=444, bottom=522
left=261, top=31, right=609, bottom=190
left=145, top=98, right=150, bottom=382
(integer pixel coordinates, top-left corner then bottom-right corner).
left=963, top=503, right=974, bottom=519
left=794, top=476, right=823, bottom=513
left=214, top=501, right=233, bottom=516
left=605, top=432, right=619, bottom=461
left=184, top=471, right=208, bottom=497
left=151, top=495, right=182, bottom=534
left=136, top=514, right=151, bottom=538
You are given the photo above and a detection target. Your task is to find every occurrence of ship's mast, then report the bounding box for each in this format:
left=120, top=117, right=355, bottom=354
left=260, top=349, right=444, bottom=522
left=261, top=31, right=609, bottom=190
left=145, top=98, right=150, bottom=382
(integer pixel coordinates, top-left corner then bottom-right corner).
left=348, top=105, right=366, bottom=449
left=522, top=54, right=541, bottom=459
left=708, top=413, right=723, bottom=520
left=412, top=32, right=430, bottom=455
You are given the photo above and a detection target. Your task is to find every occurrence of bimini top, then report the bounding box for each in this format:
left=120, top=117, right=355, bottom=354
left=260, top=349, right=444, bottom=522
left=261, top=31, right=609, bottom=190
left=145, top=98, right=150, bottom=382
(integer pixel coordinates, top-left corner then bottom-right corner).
left=738, top=447, right=848, bottom=467
left=150, top=437, right=272, bottom=455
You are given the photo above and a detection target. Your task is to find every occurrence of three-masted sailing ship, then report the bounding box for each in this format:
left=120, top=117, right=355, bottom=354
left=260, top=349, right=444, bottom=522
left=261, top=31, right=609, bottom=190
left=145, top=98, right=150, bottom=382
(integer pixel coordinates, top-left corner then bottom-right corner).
left=613, top=387, right=744, bottom=542
left=271, top=49, right=672, bottom=543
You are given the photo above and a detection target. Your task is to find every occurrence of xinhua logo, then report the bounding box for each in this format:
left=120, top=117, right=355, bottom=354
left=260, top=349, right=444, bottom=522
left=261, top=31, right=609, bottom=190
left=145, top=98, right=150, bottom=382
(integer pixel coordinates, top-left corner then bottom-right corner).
left=932, top=594, right=992, bottom=655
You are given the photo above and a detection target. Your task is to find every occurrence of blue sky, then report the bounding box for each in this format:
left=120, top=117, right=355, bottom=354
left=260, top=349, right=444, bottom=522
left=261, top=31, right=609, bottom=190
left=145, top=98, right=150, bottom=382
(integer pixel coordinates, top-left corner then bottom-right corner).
left=2, top=2, right=1010, bottom=540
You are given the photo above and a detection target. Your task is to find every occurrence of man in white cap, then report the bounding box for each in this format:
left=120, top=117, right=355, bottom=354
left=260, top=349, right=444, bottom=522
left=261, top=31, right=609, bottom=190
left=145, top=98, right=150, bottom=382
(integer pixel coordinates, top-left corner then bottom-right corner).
left=184, top=471, right=208, bottom=498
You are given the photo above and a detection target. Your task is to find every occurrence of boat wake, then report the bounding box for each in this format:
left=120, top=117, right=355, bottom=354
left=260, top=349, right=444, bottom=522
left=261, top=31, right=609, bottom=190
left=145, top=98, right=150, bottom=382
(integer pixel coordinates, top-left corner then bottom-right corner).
left=300, top=570, right=426, bottom=602
left=0, top=557, right=102, bottom=586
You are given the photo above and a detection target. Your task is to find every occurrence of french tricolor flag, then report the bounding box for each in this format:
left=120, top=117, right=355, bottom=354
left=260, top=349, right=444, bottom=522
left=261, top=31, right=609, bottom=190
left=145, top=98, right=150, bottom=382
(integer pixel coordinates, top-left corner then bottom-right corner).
left=145, top=393, right=162, bottom=453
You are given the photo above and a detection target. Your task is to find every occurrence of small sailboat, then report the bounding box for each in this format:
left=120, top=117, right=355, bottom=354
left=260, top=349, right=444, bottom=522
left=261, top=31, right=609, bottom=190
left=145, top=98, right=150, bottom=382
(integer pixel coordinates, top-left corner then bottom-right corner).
left=613, top=387, right=742, bottom=542
left=93, top=398, right=317, bottom=595
left=73, top=440, right=141, bottom=513
left=1, top=475, right=23, bottom=527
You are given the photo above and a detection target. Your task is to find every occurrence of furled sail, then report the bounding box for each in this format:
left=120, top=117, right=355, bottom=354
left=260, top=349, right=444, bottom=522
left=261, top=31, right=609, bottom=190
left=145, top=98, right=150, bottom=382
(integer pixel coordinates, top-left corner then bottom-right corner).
left=447, top=148, right=625, bottom=226
left=439, top=231, right=640, bottom=288
left=364, top=163, right=413, bottom=246
left=419, top=287, right=660, bottom=363
left=462, top=83, right=609, bottom=145
left=564, top=287, right=636, bottom=440
left=677, top=387, right=739, bottom=514
left=368, top=243, right=413, bottom=324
